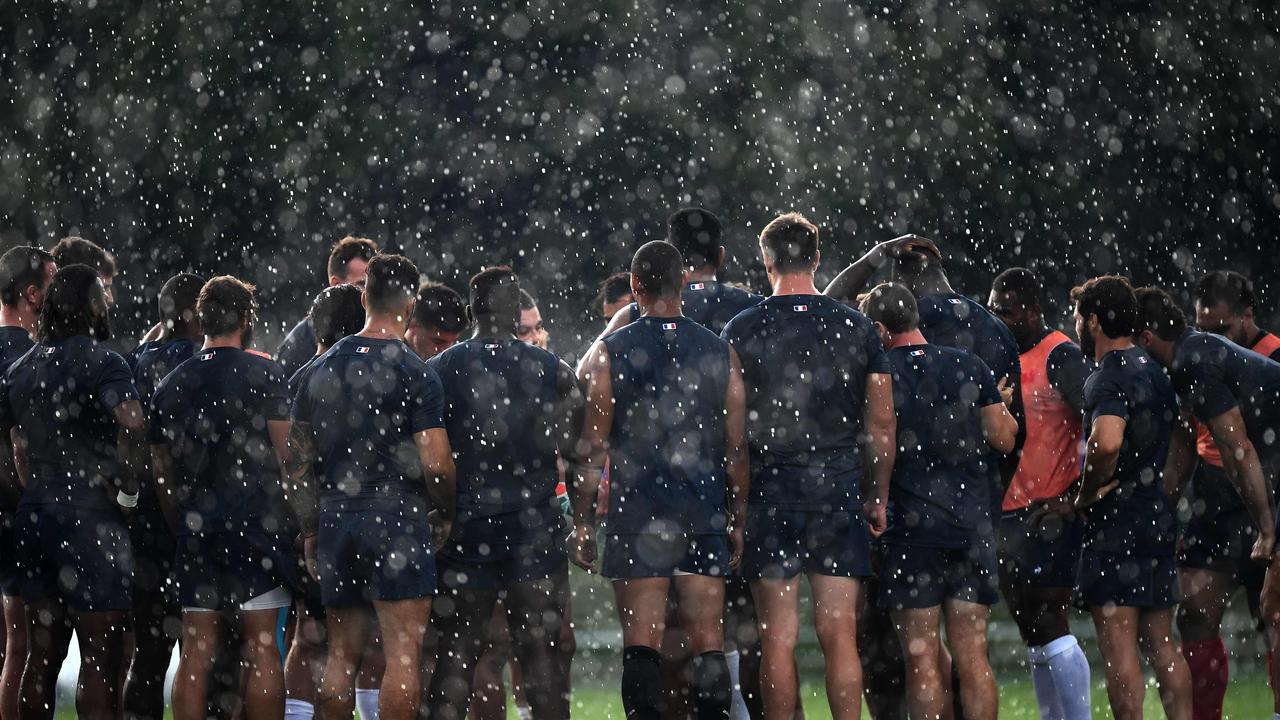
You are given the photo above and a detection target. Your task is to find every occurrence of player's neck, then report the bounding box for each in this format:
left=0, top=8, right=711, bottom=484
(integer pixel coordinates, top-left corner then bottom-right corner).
left=0, top=304, right=37, bottom=336
left=1243, top=318, right=1264, bottom=343
left=160, top=321, right=201, bottom=345
left=1093, top=333, right=1134, bottom=361
left=202, top=333, right=243, bottom=350
left=637, top=294, right=682, bottom=318
left=358, top=317, right=406, bottom=341
left=770, top=272, right=819, bottom=297
left=471, top=314, right=515, bottom=339
left=686, top=267, right=718, bottom=283
left=888, top=329, right=928, bottom=349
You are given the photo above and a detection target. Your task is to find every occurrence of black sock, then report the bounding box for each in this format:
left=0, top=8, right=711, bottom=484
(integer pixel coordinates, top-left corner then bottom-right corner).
left=622, top=645, right=663, bottom=720
left=689, top=651, right=731, bottom=720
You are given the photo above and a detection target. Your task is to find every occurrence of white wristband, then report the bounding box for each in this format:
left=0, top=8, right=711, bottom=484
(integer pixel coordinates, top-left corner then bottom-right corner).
left=116, top=490, right=139, bottom=508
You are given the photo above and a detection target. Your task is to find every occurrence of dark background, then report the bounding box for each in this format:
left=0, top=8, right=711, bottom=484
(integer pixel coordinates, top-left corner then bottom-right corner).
left=2, top=0, right=1277, bottom=357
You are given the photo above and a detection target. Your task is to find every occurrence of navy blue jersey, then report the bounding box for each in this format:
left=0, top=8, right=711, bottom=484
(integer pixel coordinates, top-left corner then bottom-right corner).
left=1170, top=331, right=1280, bottom=455
left=0, top=327, right=34, bottom=374
left=291, top=336, right=445, bottom=512
left=882, top=344, right=1003, bottom=548
left=428, top=338, right=564, bottom=556
left=0, top=336, right=138, bottom=511
left=625, top=281, right=763, bottom=336
left=604, top=316, right=731, bottom=535
left=287, top=355, right=319, bottom=401
left=918, top=293, right=1021, bottom=388
left=1082, top=346, right=1179, bottom=555
left=148, top=348, right=291, bottom=534
left=1045, top=335, right=1094, bottom=413
left=131, top=339, right=197, bottom=407
left=722, top=294, right=891, bottom=511
left=276, top=317, right=316, bottom=379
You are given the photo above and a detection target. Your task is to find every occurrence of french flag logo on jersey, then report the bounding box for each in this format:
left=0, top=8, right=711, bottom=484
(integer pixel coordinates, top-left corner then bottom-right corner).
left=43, top=347, right=55, bottom=356
left=910, top=349, right=926, bottom=357
left=200, top=352, right=215, bottom=361
left=356, top=346, right=371, bottom=354
left=662, top=322, right=678, bottom=331
left=793, top=304, right=809, bottom=312
left=485, top=343, right=500, bottom=349
left=948, top=298, right=963, bottom=305
left=690, top=282, right=705, bottom=290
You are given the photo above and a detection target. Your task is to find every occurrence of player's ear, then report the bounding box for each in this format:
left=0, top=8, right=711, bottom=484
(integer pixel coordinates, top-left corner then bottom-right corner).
left=715, top=245, right=726, bottom=268
left=1136, top=328, right=1153, bottom=347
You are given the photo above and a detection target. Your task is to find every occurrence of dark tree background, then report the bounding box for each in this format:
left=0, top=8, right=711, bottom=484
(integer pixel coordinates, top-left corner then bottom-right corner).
left=2, top=0, right=1277, bottom=354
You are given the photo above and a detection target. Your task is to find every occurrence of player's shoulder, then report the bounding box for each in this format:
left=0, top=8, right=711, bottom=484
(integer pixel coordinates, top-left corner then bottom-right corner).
left=1046, top=335, right=1088, bottom=365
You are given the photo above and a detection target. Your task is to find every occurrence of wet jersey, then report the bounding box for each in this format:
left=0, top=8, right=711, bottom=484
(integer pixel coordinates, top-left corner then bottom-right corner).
left=0, top=327, right=33, bottom=374
left=1194, top=331, right=1280, bottom=468
left=275, top=317, right=316, bottom=379
left=291, top=336, right=445, bottom=513
left=625, top=281, right=763, bottom=336
left=148, top=348, right=291, bottom=535
left=131, top=339, right=197, bottom=406
left=721, top=294, right=891, bottom=511
left=1003, top=330, right=1092, bottom=511
left=428, top=338, right=565, bottom=557
left=882, top=344, right=1003, bottom=548
left=1082, top=346, right=1179, bottom=555
left=603, top=316, right=730, bottom=535
left=0, top=336, right=138, bottom=512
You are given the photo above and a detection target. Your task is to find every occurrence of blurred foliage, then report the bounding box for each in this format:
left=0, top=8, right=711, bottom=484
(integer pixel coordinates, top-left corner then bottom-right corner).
left=2, top=0, right=1278, bottom=351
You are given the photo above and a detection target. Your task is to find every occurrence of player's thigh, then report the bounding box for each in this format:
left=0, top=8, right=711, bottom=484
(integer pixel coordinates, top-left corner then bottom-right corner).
left=749, top=578, right=800, bottom=648
left=324, top=605, right=373, bottom=668
left=178, top=609, right=226, bottom=656
left=240, top=608, right=284, bottom=657
left=673, top=573, right=725, bottom=654
left=888, top=606, right=941, bottom=666
left=1090, top=605, right=1141, bottom=666
left=941, top=598, right=990, bottom=658
left=1177, top=566, right=1234, bottom=634
left=373, top=597, right=430, bottom=657
left=612, top=577, right=671, bottom=648
left=807, top=573, right=860, bottom=638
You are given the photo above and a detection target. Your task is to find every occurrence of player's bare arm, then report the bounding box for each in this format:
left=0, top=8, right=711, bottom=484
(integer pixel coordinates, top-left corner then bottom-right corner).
left=570, top=339, right=613, bottom=571
left=1074, top=414, right=1125, bottom=510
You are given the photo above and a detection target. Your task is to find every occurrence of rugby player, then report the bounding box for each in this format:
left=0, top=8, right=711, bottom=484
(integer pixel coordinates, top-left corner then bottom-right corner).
left=425, top=267, right=582, bottom=720
left=0, top=264, right=145, bottom=720
left=862, top=282, right=1016, bottom=720
left=573, top=240, right=748, bottom=720
left=123, top=272, right=206, bottom=720
left=1071, top=276, right=1189, bottom=720
left=275, top=236, right=378, bottom=377
left=988, top=268, right=1094, bottom=720
left=149, top=277, right=297, bottom=720
left=405, top=281, right=468, bottom=361
left=517, top=289, right=549, bottom=349
left=722, top=214, right=896, bottom=720
left=593, top=272, right=633, bottom=322
left=0, top=246, right=54, bottom=720
left=1132, top=286, right=1279, bottom=720
left=49, top=236, right=116, bottom=306
left=280, top=283, right=368, bottom=720
left=288, top=255, right=455, bottom=720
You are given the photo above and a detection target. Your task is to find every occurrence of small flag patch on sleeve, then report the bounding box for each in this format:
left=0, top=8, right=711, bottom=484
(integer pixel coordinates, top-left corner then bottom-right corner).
left=356, top=346, right=371, bottom=354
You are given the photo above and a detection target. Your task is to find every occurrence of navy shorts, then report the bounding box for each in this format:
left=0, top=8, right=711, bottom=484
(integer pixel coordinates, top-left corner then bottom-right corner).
left=0, top=516, right=19, bottom=597
left=15, top=504, right=133, bottom=611
left=1179, top=465, right=1266, bottom=590
left=317, top=509, right=436, bottom=607
left=998, top=509, right=1083, bottom=588
left=438, top=542, right=567, bottom=591
left=602, top=531, right=728, bottom=579
left=877, top=543, right=999, bottom=610
left=129, top=504, right=178, bottom=616
left=174, top=531, right=297, bottom=612
left=741, top=507, right=871, bottom=580
left=1075, top=549, right=1180, bottom=609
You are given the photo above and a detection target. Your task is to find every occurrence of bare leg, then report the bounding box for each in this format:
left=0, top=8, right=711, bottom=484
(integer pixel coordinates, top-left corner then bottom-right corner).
left=1138, top=607, right=1191, bottom=720
left=124, top=593, right=179, bottom=720
left=0, top=595, right=26, bottom=720
left=808, top=575, right=861, bottom=720
left=468, top=603, right=511, bottom=720
left=19, top=599, right=72, bottom=720
left=317, top=606, right=372, bottom=720
left=71, top=609, right=129, bottom=720
left=890, top=606, right=945, bottom=720
left=241, top=608, right=286, bottom=720
left=505, top=572, right=570, bottom=720
left=614, top=577, right=674, bottom=719
left=750, top=579, right=800, bottom=720
left=284, top=601, right=327, bottom=705
left=942, top=600, right=995, bottom=720
left=172, top=611, right=226, bottom=720
left=372, top=597, right=430, bottom=720
left=1091, top=605, right=1144, bottom=720
left=426, top=586, right=499, bottom=720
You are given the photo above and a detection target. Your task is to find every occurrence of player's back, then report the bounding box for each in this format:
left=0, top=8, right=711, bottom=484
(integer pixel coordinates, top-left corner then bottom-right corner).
left=721, top=294, right=889, bottom=511
left=292, top=335, right=442, bottom=513
left=276, top=316, right=316, bottom=379
left=625, top=280, right=762, bottom=337
left=882, top=343, right=1002, bottom=547
left=132, top=338, right=197, bottom=406
left=1172, top=330, right=1280, bottom=451
left=1083, top=346, right=1178, bottom=555
left=428, top=338, right=563, bottom=532
left=150, top=347, right=291, bottom=533
left=3, top=336, right=136, bottom=510
left=918, top=292, right=1020, bottom=385
left=603, top=315, right=730, bottom=534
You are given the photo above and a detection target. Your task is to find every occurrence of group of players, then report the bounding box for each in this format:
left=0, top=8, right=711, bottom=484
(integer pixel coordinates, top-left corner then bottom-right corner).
left=0, top=209, right=1276, bottom=720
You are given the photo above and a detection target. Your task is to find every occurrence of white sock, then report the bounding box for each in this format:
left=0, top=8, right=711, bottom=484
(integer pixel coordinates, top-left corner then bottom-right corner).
left=285, top=698, right=315, bottom=720
left=1043, top=635, right=1091, bottom=720
left=725, top=649, right=749, bottom=720
left=516, top=706, right=533, bottom=720
left=1027, top=645, right=1065, bottom=720
left=355, top=688, right=380, bottom=720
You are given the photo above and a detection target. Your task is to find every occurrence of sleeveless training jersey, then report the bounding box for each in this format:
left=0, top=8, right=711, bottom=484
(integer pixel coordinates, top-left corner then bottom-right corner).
left=603, top=316, right=730, bottom=536
left=427, top=337, right=565, bottom=558
left=1002, top=330, right=1091, bottom=511
left=1195, top=331, right=1280, bottom=467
